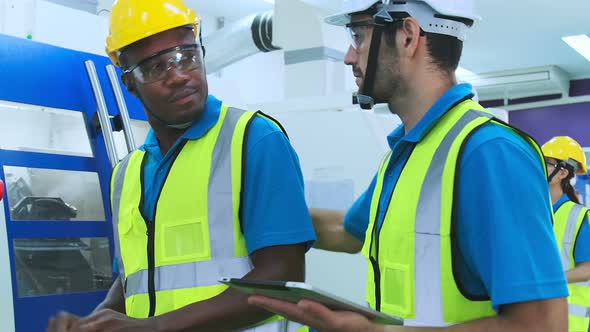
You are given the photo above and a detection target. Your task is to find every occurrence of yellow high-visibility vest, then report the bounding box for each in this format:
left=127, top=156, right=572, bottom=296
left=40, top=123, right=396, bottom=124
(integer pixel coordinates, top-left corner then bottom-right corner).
left=554, top=200, right=590, bottom=331
left=363, top=99, right=545, bottom=326
left=111, top=105, right=307, bottom=331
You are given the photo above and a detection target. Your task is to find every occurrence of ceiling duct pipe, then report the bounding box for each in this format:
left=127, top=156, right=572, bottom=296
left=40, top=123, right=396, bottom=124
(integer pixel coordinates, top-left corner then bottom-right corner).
left=203, top=11, right=280, bottom=74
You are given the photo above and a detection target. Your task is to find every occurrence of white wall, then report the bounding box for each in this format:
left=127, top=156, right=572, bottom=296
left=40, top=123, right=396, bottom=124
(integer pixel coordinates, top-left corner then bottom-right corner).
left=0, top=0, right=108, bottom=56
left=256, top=97, right=401, bottom=304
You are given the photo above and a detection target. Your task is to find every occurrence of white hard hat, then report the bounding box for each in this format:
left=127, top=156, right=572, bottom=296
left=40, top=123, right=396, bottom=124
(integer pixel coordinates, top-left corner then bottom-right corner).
left=325, top=0, right=480, bottom=41
left=426, top=0, right=481, bottom=22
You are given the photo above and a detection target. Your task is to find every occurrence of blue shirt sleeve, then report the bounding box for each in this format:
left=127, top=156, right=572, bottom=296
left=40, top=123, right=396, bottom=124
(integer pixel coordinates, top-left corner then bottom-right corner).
left=457, top=123, right=568, bottom=310
left=343, top=175, right=377, bottom=242
left=241, top=116, right=316, bottom=254
left=574, top=213, right=590, bottom=264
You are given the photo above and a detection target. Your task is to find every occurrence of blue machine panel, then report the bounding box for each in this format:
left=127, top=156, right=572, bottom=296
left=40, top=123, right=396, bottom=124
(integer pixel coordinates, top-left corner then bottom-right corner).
left=0, top=34, right=144, bottom=331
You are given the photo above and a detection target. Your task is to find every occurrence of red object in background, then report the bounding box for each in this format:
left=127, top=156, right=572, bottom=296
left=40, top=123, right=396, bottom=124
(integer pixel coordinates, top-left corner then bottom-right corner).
left=0, top=179, right=4, bottom=201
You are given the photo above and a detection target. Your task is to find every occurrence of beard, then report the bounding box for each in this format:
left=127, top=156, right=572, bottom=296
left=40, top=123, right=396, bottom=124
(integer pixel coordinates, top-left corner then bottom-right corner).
left=370, top=57, right=406, bottom=110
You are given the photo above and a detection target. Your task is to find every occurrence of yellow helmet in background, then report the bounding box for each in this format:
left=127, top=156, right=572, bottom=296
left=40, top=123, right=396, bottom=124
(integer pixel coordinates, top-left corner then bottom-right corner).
left=542, top=136, right=588, bottom=174
left=105, top=0, right=200, bottom=67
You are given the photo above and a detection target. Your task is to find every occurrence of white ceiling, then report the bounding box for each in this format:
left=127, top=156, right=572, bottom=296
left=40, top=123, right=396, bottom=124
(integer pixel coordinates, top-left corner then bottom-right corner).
left=51, top=0, right=590, bottom=80
left=461, top=0, right=590, bottom=80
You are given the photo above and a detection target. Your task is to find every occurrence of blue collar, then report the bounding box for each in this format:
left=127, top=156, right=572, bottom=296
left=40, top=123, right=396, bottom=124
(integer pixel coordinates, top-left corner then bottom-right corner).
left=142, top=95, right=223, bottom=157
left=387, top=83, right=474, bottom=150
left=553, top=194, right=570, bottom=212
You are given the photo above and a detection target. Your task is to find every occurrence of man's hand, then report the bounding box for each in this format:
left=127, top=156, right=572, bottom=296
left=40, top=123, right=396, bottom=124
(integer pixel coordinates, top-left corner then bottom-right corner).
left=249, top=295, right=381, bottom=332
left=77, top=309, right=157, bottom=332
left=46, top=312, right=81, bottom=332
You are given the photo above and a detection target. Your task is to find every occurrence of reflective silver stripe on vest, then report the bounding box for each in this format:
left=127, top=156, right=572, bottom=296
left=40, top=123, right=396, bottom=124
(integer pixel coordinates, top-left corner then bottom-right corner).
left=125, top=257, right=251, bottom=297
left=569, top=303, right=590, bottom=318
left=111, top=153, right=133, bottom=280
left=286, top=322, right=305, bottom=332
left=208, top=107, right=248, bottom=261
left=560, top=204, right=585, bottom=271
left=406, top=110, right=492, bottom=327
left=112, top=107, right=253, bottom=297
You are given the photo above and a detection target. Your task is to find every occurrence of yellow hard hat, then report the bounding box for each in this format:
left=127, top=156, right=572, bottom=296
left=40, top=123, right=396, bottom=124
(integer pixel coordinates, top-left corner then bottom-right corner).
left=105, top=0, right=200, bottom=67
left=542, top=136, right=588, bottom=174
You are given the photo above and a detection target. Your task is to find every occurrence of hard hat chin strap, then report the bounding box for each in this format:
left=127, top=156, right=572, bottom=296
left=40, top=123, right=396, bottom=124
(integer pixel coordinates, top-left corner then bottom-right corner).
left=547, top=167, right=561, bottom=184
left=354, top=8, right=396, bottom=110
left=145, top=105, right=195, bottom=129
left=354, top=20, right=383, bottom=110
left=168, top=121, right=193, bottom=129
left=197, top=26, right=206, bottom=58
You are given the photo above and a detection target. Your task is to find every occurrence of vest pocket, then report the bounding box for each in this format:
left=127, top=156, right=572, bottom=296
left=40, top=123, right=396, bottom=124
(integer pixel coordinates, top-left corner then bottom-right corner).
left=159, top=217, right=209, bottom=263
left=118, top=210, right=149, bottom=276
left=382, top=262, right=411, bottom=316
left=126, top=294, right=149, bottom=318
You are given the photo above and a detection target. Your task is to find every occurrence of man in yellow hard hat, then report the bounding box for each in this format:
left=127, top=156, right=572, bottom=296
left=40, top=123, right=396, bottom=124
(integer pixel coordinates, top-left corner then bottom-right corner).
left=45, top=1, right=315, bottom=331
left=543, top=136, right=590, bottom=332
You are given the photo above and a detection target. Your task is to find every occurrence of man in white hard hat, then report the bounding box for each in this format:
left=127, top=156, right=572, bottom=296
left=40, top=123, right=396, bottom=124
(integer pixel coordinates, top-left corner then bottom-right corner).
left=249, top=0, right=568, bottom=331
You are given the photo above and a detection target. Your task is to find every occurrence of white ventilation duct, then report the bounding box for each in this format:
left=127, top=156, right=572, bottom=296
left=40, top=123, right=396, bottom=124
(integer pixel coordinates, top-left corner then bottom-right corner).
left=469, top=66, right=571, bottom=101
left=203, top=11, right=280, bottom=74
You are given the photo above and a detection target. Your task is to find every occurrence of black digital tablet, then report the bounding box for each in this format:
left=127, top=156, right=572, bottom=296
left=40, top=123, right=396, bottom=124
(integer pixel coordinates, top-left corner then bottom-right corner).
left=219, top=278, right=403, bottom=325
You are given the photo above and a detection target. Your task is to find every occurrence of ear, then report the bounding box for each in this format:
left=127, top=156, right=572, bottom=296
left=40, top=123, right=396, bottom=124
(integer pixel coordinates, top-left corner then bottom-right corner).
left=397, top=17, right=422, bottom=58
left=121, top=72, right=138, bottom=97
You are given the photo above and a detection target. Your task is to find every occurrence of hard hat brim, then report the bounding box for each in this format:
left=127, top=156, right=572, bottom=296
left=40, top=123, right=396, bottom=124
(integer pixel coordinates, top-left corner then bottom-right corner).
left=324, top=2, right=378, bottom=26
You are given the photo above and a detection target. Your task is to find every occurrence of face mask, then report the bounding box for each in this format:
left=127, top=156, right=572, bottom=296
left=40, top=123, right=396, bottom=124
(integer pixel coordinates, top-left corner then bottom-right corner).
left=571, top=176, right=578, bottom=187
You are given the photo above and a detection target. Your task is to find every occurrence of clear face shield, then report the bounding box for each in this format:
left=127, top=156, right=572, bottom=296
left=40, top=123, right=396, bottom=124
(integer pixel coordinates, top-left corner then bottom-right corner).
left=123, top=43, right=205, bottom=84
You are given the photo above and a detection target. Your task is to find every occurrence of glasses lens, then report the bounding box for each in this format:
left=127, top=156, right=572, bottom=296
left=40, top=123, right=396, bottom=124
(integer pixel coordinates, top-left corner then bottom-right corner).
left=345, top=20, right=374, bottom=50
left=132, top=45, right=203, bottom=83
left=346, top=25, right=368, bottom=49
left=176, top=48, right=202, bottom=72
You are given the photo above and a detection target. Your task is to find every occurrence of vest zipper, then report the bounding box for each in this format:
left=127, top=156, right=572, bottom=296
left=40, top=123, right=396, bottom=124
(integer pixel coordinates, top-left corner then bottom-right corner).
left=138, top=154, right=157, bottom=317
left=146, top=219, right=156, bottom=317
left=369, top=255, right=381, bottom=311
left=369, top=201, right=382, bottom=311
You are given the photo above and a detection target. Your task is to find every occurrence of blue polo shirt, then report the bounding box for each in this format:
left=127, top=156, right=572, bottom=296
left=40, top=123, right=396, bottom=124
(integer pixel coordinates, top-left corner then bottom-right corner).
left=139, top=95, right=316, bottom=254
left=345, top=84, right=568, bottom=310
left=553, top=194, right=590, bottom=264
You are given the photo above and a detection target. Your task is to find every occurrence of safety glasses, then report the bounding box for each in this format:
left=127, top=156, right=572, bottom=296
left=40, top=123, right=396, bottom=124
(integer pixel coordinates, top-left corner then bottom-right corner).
left=545, top=159, right=562, bottom=173
left=345, top=20, right=376, bottom=49
left=124, top=44, right=204, bottom=84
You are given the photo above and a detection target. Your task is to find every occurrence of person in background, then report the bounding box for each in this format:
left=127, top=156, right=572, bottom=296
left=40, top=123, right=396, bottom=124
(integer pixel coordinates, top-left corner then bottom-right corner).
left=45, top=0, right=315, bottom=331
left=248, top=0, right=568, bottom=331
left=543, top=136, right=590, bottom=332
